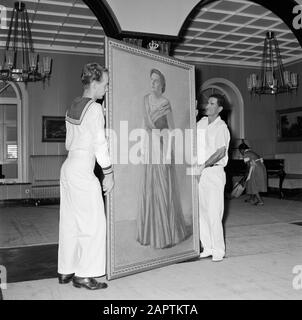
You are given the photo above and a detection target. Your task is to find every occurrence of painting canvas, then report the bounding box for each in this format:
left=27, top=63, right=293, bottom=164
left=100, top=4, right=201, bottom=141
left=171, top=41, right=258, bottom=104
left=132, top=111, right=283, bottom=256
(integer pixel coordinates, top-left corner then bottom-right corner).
left=105, top=38, right=199, bottom=280
left=42, top=116, right=66, bottom=142
left=277, top=107, right=302, bottom=141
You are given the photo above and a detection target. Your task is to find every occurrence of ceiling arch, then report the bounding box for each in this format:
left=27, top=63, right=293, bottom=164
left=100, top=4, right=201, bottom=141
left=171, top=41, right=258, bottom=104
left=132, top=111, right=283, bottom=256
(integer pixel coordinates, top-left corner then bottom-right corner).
left=0, top=0, right=301, bottom=66
left=82, top=0, right=120, bottom=38
left=83, top=0, right=201, bottom=39
left=180, top=0, right=302, bottom=47
left=83, top=0, right=302, bottom=48
left=174, top=0, right=302, bottom=65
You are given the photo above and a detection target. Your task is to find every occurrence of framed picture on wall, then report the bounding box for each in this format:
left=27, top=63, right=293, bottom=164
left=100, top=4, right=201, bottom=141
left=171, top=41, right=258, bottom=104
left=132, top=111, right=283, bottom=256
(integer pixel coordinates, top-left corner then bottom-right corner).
left=276, top=107, right=302, bottom=141
left=105, top=37, right=199, bottom=280
left=42, top=116, right=66, bottom=142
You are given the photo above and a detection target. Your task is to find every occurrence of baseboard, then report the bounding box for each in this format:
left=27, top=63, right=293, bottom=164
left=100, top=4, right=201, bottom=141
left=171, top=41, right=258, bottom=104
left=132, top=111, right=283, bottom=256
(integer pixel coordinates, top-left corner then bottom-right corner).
left=268, top=187, right=302, bottom=193
left=0, top=198, right=60, bottom=207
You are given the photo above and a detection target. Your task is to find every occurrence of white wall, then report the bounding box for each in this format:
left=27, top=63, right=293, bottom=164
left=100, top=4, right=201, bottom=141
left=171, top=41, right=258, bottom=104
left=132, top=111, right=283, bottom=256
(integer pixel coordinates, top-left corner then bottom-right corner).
left=106, top=0, right=200, bottom=36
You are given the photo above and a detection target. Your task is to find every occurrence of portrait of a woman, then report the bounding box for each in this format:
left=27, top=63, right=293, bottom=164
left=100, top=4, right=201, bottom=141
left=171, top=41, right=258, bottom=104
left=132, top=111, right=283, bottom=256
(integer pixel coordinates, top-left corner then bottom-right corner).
left=136, top=68, right=188, bottom=249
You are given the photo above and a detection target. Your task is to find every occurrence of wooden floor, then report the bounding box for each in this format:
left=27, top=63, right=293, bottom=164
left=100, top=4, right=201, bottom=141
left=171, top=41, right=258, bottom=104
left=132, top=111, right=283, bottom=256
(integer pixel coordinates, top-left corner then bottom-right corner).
left=0, top=244, right=58, bottom=283
left=0, top=205, right=59, bottom=249
left=1, top=195, right=302, bottom=300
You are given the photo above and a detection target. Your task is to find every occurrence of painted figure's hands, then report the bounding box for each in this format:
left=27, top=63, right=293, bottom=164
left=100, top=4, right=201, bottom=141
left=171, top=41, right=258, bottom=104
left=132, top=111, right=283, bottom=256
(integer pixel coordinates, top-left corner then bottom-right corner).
left=188, top=163, right=205, bottom=182
left=103, top=172, right=114, bottom=195
left=196, top=163, right=205, bottom=182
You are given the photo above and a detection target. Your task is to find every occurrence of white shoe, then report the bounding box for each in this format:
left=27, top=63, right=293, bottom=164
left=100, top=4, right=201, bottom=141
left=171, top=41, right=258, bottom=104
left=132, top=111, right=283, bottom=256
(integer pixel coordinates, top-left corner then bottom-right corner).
left=212, top=255, right=224, bottom=262
left=199, top=250, right=212, bottom=258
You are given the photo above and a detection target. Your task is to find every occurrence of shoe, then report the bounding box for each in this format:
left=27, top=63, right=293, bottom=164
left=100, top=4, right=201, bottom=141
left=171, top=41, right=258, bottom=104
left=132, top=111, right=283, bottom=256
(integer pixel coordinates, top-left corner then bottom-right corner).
left=58, top=273, right=74, bottom=284
left=212, top=255, right=224, bottom=262
left=72, top=277, right=108, bottom=290
left=199, top=250, right=212, bottom=258
left=254, top=201, right=264, bottom=206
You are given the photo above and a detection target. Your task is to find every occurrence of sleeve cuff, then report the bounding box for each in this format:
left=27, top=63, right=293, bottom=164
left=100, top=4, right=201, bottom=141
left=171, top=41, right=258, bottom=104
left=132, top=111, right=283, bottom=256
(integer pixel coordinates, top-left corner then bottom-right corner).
left=103, top=165, right=113, bottom=175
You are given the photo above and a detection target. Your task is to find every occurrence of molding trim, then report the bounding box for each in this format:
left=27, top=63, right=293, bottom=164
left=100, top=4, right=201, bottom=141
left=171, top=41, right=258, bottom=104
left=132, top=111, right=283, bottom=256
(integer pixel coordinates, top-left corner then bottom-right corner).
left=82, top=0, right=121, bottom=38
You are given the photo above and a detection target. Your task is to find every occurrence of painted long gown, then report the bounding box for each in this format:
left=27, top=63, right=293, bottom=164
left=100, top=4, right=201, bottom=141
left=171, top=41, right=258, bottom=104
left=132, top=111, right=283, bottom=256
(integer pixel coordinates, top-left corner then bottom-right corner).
left=136, top=94, right=187, bottom=249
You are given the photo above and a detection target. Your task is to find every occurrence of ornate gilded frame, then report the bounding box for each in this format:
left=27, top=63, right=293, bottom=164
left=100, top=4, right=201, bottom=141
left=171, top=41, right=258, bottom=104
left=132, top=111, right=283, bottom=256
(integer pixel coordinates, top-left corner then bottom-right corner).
left=105, top=37, right=199, bottom=280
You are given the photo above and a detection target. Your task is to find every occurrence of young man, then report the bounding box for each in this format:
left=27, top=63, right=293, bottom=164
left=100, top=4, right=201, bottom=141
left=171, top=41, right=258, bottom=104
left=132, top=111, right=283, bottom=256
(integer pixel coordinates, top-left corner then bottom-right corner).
left=58, top=63, right=114, bottom=290
left=196, top=93, right=230, bottom=262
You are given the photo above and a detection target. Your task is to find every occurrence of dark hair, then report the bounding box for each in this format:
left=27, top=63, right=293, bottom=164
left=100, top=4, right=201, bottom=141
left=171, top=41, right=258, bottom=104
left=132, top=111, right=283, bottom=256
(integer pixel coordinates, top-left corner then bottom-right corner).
left=196, top=91, right=204, bottom=109
left=150, top=68, right=166, bottom=93
left=81, top=63, right=108, bottom=86
left=209, top=93, right=225, bottom=108
left=195, top=92, right=203, bottom=121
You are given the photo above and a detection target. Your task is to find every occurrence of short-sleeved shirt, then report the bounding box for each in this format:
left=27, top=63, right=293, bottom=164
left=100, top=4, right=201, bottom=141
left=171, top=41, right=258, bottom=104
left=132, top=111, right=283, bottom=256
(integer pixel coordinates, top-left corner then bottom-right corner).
left=196, top=116, right=230, bottom=167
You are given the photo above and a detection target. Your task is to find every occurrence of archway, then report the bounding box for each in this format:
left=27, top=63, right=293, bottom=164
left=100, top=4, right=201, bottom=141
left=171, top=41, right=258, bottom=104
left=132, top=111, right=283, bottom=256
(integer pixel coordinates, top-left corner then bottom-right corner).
left=82, top=0, right=302, bottom=48
left=179, top=0, right=302, bottom=47
left=200, top=78, right=245, bottom=157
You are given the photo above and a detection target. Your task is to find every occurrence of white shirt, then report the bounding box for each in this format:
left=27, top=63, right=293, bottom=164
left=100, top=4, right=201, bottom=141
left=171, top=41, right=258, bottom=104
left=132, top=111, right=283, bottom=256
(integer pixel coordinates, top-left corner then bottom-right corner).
left=196, top=116, right=230, bottom=167
left=65, top=101, right=112, bottom=169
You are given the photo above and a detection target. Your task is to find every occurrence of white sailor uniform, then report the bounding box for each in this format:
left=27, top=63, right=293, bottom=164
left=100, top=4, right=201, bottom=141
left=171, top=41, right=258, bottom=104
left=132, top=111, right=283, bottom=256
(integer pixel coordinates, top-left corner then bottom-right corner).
left=58, top=98, right=112, bottom=277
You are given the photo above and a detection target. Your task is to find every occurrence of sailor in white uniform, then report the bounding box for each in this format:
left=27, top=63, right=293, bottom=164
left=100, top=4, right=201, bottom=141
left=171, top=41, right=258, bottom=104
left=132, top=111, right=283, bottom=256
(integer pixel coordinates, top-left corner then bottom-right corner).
left=196, top=93, right=230, bottom=262
left=58, top=63, right=114, bottom=290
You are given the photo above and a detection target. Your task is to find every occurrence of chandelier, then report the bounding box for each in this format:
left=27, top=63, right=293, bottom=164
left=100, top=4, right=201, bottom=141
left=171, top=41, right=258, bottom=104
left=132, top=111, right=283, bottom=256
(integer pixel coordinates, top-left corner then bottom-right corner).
left=0, top=2, right=52, bottom=83
left=247, top=31, right=298, bottom=95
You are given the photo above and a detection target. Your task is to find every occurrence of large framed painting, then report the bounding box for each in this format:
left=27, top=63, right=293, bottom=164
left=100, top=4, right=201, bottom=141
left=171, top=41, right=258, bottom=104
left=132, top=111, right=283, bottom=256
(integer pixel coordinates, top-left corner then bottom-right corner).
left=105, top=37, right=199, bottom=280
left=277, top=107, right=302, bottom=141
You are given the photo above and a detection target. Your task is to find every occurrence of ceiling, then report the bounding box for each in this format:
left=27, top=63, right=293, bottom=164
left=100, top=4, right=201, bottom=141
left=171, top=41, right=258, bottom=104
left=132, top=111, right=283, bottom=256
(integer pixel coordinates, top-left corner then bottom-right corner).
left=175, top=0, right=302, bottom=66
left=0, top=0, right=106, bottom=55
left=1, top=0, right=302, bottom=67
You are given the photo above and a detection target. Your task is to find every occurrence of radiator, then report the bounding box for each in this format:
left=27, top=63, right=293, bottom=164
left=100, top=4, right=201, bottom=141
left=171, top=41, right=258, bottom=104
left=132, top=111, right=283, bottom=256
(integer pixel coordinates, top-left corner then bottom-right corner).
left=30, top=154, right=66, bottom=201
left=31, top=183, right=60, bottom=199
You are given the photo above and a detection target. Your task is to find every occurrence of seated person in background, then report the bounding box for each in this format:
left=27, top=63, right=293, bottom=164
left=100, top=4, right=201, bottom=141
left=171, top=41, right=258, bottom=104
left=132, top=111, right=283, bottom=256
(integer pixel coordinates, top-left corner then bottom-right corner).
left=238, top=144, right=267, bottom=206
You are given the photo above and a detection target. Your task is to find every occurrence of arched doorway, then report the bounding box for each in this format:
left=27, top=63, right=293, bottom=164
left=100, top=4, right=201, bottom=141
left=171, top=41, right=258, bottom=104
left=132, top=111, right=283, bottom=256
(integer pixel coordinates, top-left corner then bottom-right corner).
left=200, top=78, right=244, bottom=142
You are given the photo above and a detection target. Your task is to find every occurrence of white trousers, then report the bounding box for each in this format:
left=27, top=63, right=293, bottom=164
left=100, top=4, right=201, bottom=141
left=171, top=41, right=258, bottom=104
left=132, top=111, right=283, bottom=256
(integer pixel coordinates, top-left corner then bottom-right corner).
left=58, top=151, right=106, bottom=277
left=198, top=166, right=226, bottom=257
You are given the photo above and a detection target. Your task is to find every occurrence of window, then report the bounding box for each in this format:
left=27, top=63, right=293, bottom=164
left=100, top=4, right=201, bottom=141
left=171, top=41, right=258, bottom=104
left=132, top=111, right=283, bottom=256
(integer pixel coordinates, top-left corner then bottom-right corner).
left=0, top=82, right=22, bottom=182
